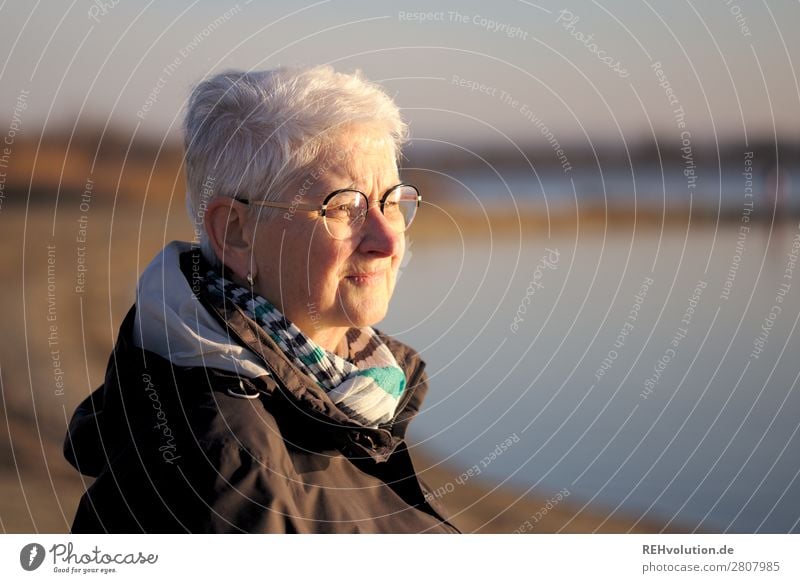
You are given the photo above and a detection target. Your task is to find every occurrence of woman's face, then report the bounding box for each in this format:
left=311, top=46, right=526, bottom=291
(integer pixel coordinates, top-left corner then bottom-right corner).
left=248, top=128, right=405, bottom=347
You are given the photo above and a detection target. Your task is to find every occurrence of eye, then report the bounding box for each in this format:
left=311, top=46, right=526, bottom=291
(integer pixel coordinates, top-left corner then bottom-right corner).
left=326, top=202, right=354, bottom=220
left=325, top=191, right=365, bottom=221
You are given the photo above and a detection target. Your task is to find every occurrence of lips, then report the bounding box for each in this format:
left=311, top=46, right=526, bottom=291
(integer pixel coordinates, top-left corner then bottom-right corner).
left=344, top=268, right=386, bottom=284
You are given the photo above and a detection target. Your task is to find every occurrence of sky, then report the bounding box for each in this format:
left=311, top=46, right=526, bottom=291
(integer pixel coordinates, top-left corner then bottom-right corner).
left=1, top=0, right=799, bottom=150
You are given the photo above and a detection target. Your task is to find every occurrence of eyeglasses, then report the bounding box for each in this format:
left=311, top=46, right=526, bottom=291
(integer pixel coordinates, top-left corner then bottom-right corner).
left=235, top=183, right=421, bottom=241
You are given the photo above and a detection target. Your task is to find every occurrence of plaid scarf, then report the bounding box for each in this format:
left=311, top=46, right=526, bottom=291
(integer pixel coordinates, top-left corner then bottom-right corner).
left=202, top=269, right=407, bottom=427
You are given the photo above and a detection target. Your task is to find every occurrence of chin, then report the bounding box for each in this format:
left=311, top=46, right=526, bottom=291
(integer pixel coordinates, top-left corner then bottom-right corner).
left=337, top=282, right=393, bottom=327
left=339, top=300, right=389, bottom=328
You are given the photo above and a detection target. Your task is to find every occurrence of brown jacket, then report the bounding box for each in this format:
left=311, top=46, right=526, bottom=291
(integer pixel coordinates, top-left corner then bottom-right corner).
left=63, top=250, right=460, bottom=533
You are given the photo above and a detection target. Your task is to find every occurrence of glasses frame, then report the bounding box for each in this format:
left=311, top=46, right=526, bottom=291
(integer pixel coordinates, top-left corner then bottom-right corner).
left=234, top=183, right=421, bottom=238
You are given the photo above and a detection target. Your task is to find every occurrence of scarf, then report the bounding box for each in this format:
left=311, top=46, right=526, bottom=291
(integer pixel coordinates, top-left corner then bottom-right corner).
left=202, top=268, right=407, bottom=428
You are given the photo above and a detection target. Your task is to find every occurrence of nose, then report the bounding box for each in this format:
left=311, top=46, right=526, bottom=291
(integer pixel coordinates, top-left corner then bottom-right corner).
left=357, top=204, right=403, bottom=257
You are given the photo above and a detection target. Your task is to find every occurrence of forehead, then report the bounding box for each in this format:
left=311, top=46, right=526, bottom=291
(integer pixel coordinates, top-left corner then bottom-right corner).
left=320, top=129, right=398, bottom=181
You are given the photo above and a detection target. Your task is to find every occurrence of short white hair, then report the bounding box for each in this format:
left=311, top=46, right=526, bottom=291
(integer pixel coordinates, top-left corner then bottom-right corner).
left=183, top=65, right=408, bottom=268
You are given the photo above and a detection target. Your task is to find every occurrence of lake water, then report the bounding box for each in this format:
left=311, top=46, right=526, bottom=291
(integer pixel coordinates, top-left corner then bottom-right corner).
left=382, top=220, right=800, bottom=533
left=441, top=165, right=800, bottom=214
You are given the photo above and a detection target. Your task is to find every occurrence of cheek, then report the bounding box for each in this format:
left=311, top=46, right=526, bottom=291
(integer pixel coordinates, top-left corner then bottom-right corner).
left=256, top=223, right=318, bottom=300
left=306, top=236, right=349, bottom=301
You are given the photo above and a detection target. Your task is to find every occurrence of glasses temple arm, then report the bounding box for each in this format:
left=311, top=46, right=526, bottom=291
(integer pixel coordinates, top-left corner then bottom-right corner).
left=239, top=199, right=321, bottom=212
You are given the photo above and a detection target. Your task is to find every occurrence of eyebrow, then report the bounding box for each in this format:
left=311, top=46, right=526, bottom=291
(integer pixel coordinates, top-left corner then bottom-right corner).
left=314, top=181, right=404, bottom=202
left=309, top=184, right=355, bottom=201
left=318, top=183, right=361, bottom=198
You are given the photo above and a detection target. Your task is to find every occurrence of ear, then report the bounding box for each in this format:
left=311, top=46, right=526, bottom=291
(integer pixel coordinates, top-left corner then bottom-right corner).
left=204, top=197, right=254, bottom=281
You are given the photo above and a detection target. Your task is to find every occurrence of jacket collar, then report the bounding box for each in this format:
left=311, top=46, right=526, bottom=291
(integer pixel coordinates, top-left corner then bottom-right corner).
left=179, top=246, right=428, bottom=462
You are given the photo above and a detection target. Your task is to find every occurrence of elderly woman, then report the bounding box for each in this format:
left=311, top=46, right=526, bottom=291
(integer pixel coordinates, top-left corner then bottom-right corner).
left=64, top=66, right=459, bottom=534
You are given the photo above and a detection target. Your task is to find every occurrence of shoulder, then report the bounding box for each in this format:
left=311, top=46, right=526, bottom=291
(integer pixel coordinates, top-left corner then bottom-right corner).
left=167, top=365, right=291, bottom=463
left=109, top=335, right=290, bottom=472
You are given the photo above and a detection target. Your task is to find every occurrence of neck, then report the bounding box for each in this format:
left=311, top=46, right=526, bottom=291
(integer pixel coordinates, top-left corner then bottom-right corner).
left=306, top=326, right=349, bottom=357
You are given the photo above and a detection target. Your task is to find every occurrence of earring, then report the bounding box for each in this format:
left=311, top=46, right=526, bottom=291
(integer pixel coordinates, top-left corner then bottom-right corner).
left=246, top=272, right=255, bottom=287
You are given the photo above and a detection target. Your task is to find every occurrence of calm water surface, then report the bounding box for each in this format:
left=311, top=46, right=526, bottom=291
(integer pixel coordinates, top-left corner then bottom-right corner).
left=383, top=220, right=800, bottom=532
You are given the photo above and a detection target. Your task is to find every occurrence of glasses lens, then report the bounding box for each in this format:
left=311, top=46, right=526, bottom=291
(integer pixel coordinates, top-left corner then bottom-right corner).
left=383, top=185, right=419, bottom=231
left=323, top=190, right=366, bottom=240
